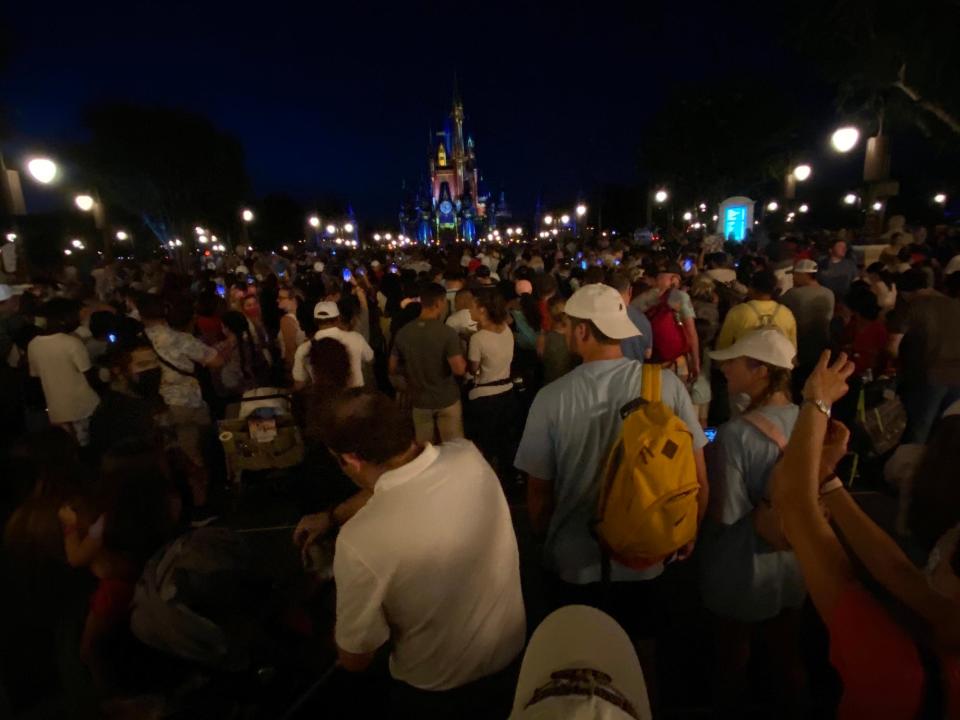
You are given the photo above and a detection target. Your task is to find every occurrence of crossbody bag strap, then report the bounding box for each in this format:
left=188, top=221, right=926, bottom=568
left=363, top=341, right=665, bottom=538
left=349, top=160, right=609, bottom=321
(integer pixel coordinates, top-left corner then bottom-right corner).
left=742, top=411, right=789, bottom=451
left=146, top=338, right=197, bottom=378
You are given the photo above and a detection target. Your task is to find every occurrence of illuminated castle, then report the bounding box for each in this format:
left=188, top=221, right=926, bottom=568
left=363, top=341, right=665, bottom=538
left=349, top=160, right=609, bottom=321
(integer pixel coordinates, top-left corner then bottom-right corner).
left=400, top=87, right=510, bottom=244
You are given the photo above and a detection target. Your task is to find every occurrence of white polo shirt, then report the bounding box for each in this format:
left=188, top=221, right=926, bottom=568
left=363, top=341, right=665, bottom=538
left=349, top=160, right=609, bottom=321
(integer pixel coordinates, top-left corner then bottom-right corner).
left=291, top=327, right=373, bottom=388
left=334, top=440, right=526, bottom=690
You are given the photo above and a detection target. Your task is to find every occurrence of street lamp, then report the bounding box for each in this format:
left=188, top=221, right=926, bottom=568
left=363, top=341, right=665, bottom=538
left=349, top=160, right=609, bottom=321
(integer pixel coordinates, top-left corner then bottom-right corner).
left=198, top=235, right=209, bottom=244
left=374, top=233, right=381, bottom=241
left=115, top=230, right=128, bottom=241
left=654, top=189, right=669, bottom=204
left=576, top=204, right=587, bottom=218
left=843, top=193, right=859, bottom=206
left=871, top=201, right=883, bottom=211
left=70, top=238, right=83, bottom=248
left=792, top=164, right=812, bottom=182
left=682, top=211, right=693, bottom=222
left=325, top=224, right=336, bottom=234
left=26, top=157, right=58, bottom=184
left=241, top=208, right=254, bottom=223
left=384, top=233, right=392, bottom=240
left=560, top=214, right=570, bottom=225
left=308, top=215, right=320, bottom=229
left=934, top=193, right=947, bottom=205
left=831, top=127, right=860, bottom=153
left=798, top=204, right=809, bottom=213
left=766, top=201, right=779, bottom=212
left=344, top=222, right=354, bottom=233
left=543, top=214, right=554, bottom=225
left=698, top=203, right=707, bottom=212
left=74, top=194, right=95, bottom=212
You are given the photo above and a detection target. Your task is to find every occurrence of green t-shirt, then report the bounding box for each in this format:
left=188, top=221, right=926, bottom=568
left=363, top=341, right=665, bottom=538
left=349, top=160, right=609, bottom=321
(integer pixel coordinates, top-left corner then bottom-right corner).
left=395, top=318, right=463, bottom=409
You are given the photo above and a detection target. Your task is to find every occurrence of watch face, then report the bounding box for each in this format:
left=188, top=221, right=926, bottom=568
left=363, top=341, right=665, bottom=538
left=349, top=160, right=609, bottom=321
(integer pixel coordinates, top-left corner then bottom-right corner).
left=440, top=200, right=453, bottom=214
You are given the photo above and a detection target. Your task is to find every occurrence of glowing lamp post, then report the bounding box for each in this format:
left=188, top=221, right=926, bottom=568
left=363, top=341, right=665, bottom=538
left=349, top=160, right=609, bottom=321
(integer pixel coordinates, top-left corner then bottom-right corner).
left=74, top=194, right=95, bottom=212
left=831, top=127, right=860, bottom=153
left=26, top=157, right=58, bottom=184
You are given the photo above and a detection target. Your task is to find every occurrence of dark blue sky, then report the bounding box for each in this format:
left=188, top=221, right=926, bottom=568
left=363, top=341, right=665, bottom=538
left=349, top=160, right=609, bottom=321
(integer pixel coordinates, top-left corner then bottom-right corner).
left=3, top=0, right=799, bottom=222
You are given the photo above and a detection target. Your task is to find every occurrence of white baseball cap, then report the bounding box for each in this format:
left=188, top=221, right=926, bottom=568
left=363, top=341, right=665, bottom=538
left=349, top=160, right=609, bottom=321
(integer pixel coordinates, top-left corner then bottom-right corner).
left=510, top=605, right=651, bottom=720
left=708, top=327, right=796, bottom=368
left=565, top=284, right=640, bottom=340
left=793, top=259, right=819, bottom=274
left=313, top=301, right=340, bottom=320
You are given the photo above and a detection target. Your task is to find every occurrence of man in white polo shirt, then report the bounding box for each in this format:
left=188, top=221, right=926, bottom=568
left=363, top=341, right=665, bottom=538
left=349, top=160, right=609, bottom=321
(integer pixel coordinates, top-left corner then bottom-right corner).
left=292, top=301, right=373, bottom=389
left=315, top=389, right=525, bottom=718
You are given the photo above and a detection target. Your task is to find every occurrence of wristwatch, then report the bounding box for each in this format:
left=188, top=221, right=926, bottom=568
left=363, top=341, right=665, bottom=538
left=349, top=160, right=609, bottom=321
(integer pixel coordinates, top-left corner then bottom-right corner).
left=820, top=474, right=844, bottom=497
left=805, top=398, right=832, bottom=418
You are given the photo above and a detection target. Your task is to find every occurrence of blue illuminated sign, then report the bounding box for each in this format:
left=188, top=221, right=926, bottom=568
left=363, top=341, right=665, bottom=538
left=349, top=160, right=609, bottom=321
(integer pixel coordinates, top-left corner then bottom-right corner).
left=723, top=205, right=748, bottom=241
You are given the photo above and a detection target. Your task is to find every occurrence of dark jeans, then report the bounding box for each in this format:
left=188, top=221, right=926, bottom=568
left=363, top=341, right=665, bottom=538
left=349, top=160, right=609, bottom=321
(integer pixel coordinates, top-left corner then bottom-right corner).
left=544, top=574, right=666, bottom=641
left=389, top=660, right=519, bottom=720
left=900, top=381, right=960, bottom=444
left=467, top=389, right=518, bottom=476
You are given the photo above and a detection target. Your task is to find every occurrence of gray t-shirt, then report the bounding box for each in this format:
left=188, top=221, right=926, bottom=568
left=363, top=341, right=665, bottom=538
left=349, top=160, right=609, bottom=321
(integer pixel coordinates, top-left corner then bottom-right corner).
left=394, top=318, right=463, bottom=409
left=781, top=284, right=835, bottom=367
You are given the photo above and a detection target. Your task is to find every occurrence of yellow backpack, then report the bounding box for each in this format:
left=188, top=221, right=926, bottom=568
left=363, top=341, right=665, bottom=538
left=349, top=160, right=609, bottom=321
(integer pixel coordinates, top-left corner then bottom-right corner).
left=594, top=363, right=700, bottom=571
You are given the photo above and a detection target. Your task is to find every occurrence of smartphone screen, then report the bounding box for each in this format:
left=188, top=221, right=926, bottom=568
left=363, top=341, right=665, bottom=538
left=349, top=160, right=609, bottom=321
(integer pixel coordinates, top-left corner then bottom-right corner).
left=216, top=283, right=226, bottom=298
left=342, top=268, right=353, bottom=283
left=704, top=427, right=718, bottom=442
left=682, top=258, right=694, bottom=273
left=580, top=259, right=587, bottom=270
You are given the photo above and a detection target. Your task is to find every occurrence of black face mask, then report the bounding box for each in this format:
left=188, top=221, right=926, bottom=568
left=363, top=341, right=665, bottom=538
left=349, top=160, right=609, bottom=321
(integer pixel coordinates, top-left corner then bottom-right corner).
left=130, top=368, right=161, bottom=398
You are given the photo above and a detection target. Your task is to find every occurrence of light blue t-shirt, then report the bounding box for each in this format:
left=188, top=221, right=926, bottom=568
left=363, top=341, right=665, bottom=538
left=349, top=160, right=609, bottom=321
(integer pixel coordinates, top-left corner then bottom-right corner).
left=514, top=357, right=707, bottom=584
left=622, top=305, right=653, bottom=362
left=699, top=403, right=807, bottom=622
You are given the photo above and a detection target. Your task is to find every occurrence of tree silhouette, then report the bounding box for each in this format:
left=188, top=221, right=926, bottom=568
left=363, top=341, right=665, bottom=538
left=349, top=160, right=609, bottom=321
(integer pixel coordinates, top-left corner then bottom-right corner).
left=787, top=0, right=960, bottom=140
left=74, top=103, right=250, bottom=245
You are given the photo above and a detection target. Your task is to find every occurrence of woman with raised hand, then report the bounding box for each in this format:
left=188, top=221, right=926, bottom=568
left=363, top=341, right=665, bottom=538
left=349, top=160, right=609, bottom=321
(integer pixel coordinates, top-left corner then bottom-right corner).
left=771, top=350, right=960, bottom=719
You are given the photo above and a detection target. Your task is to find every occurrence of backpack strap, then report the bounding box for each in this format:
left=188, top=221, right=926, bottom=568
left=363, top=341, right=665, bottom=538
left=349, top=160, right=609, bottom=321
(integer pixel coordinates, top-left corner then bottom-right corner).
left=640, top=362, right=662, bottom=403
left=619, top=363, right=663, bottom=419
left=742, top=411, right=789, bottom=451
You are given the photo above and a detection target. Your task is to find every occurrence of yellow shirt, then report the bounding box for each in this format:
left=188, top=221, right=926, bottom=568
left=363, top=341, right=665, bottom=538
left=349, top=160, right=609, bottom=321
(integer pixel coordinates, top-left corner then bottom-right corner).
left=715, top=300, right=797, bottom=350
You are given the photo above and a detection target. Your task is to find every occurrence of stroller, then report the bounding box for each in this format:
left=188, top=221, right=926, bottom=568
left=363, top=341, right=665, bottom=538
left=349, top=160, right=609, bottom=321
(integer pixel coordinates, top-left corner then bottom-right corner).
left=218, top=387, right=305, bottom=488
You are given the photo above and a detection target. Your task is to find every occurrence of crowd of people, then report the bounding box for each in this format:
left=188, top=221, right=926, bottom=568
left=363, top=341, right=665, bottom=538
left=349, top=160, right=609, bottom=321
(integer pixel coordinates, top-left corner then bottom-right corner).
left=1, top=214, right=959, bottom=718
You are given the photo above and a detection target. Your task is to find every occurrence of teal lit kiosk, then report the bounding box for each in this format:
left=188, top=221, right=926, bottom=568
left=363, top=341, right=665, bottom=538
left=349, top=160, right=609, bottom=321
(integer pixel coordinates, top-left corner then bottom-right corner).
left=716, top=196, right=755, bottom=242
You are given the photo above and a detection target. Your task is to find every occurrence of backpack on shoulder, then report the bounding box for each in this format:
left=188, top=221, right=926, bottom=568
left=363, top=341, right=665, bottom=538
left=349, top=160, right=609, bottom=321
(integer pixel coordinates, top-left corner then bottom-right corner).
left=645, top=292, right=690, bottom=363
left=594, top=363, right=700, bottom=571
left=745, top=300, right=783, bottom=329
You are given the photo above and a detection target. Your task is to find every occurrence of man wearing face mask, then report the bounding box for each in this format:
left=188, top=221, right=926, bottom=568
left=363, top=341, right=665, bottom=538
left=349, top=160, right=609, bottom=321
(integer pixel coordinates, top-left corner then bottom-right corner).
left=89, top=340, right=166, bottom=459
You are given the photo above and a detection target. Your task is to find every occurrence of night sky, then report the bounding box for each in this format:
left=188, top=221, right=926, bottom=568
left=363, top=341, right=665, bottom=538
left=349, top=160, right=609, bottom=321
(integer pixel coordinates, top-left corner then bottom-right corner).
left=4, top=1, right=809, bottom=223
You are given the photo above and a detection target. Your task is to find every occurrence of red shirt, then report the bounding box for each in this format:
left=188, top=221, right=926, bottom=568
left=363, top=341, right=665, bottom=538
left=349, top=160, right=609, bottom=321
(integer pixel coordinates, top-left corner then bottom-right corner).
left=829, top=584, right=960, bottom=719
left=843, top=317, right=889, bottom=376
left=538, top=298, right=553, bottom=333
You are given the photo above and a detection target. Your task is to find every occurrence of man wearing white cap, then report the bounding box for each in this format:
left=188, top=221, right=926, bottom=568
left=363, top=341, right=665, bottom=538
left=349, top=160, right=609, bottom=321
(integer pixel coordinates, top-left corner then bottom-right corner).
left=782, top=259, right=834, bottom=381
left=511, top=605, right=652, bottom=719
left=291, top=301, right=373, bottom=390
left=514, top=284, right=708, bottom=677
